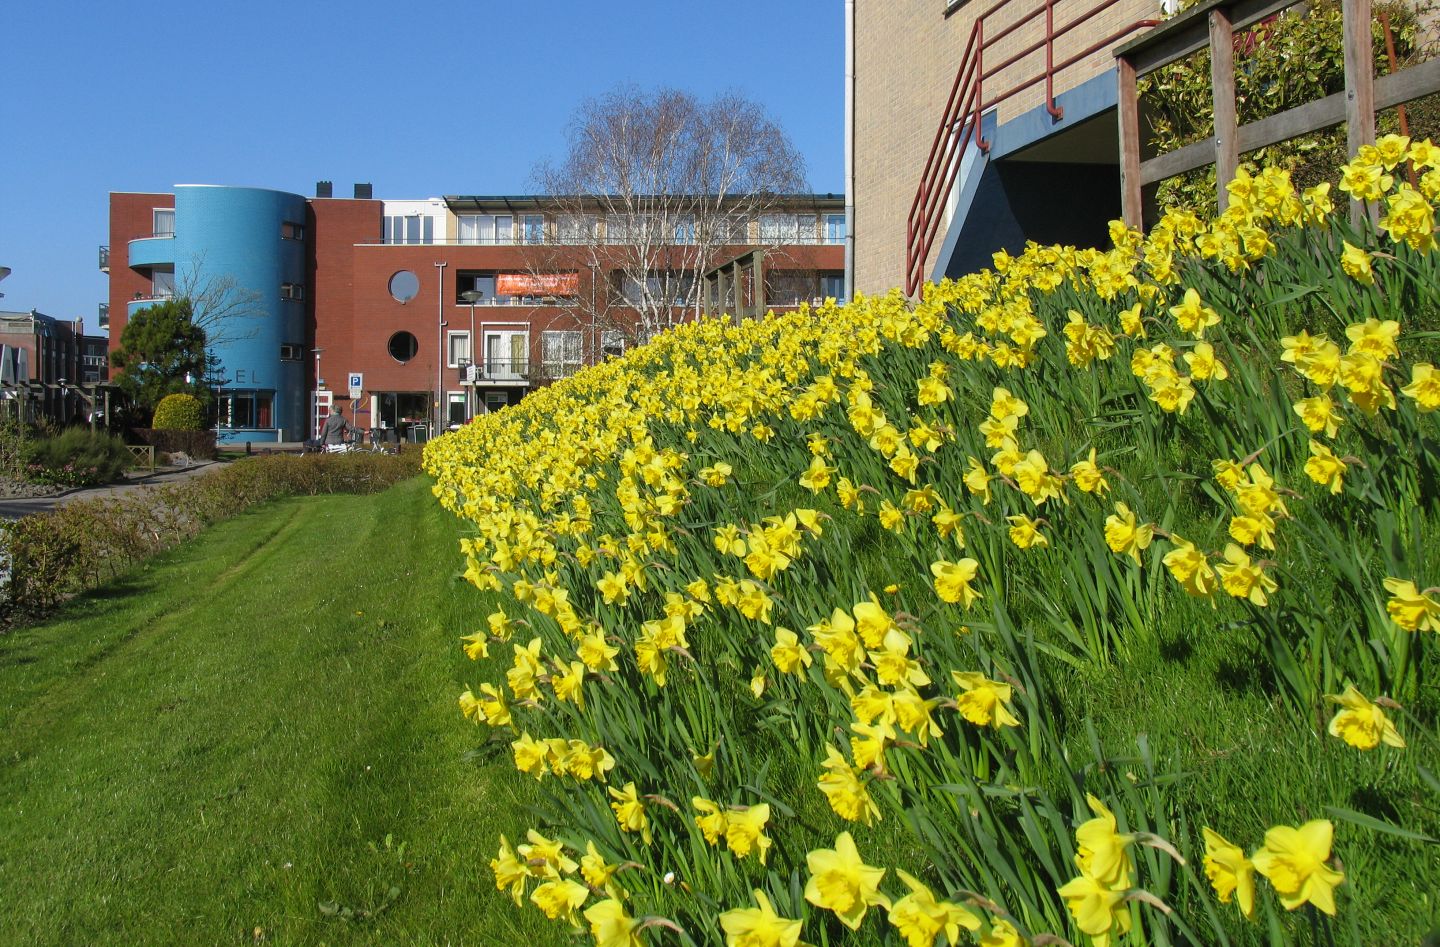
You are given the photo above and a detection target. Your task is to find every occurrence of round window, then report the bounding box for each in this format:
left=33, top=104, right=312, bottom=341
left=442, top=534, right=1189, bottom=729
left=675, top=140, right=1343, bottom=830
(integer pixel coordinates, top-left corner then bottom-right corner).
left=388, top=331, right=419, bottom=363
left=388, top=270, right=420, bottom=302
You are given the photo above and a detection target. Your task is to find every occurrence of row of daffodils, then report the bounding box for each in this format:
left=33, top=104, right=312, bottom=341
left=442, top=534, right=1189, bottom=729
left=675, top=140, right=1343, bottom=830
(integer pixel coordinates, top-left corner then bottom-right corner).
left=428, top=139, right=1439, bottom=945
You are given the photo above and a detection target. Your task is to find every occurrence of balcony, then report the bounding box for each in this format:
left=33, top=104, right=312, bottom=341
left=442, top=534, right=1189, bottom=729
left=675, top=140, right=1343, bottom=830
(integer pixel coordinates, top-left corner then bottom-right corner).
left=98, top=246, right=109, bottom=272
left=127, top=232, right=175, bottom=268
left=98, top=303, right=109, bottom=329
left=461, top=359, right=530, bottom=385
left=127, top=292, right=175, bottom=317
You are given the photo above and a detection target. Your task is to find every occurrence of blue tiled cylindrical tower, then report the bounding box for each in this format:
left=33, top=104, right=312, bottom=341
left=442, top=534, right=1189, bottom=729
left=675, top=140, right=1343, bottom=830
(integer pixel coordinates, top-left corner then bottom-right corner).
left=173, top=185, right=307, bottom=442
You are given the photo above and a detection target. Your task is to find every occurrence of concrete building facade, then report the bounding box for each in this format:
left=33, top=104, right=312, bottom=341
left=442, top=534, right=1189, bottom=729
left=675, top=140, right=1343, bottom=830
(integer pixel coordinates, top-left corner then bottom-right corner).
left=849, top=0, right=1164, bottom=296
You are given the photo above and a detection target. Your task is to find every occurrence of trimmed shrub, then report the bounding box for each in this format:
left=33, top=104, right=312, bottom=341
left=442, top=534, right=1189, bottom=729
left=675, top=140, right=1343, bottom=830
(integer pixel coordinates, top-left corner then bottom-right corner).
left=0, top=450, right=422, bottom=622
left=152, top=393, right=204, bottom=431
left=22, top=428, right=132, bottom=488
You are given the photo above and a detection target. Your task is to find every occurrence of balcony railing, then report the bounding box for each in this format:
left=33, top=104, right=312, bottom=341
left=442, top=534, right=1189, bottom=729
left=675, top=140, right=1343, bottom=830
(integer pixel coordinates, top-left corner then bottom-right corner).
left=905, top=0, right=1160, bottom=294
left=98, top=303, right=109, bottom=328
left=461, top=359, right=531, bottom=382
left=98, top=246, right=109, bottom=271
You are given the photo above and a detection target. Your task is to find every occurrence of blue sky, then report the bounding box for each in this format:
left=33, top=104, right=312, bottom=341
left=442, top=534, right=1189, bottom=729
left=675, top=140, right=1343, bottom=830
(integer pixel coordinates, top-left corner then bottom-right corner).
left=2, top=0, right=844, bottom=327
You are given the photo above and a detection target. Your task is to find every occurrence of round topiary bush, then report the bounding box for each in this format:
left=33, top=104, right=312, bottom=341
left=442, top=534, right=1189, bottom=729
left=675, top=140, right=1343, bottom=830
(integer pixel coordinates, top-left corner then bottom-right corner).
left=152, top=393, right=204, bottom=431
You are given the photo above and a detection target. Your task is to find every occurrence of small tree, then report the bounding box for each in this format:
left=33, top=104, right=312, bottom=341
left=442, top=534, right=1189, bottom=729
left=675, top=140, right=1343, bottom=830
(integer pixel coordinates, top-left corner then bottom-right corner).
left=531, top=86, right=808, bottom=342
left=110, top=298, right=209, bottom=421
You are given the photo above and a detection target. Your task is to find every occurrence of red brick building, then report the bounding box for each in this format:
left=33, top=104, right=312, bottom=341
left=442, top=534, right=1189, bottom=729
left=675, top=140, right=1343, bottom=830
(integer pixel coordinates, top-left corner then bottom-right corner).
left=105, top=185, right=844, bottom=443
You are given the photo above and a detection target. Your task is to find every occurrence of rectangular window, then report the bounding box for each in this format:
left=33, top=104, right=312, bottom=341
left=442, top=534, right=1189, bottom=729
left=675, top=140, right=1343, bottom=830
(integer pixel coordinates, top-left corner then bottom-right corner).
left=541, top=330, right=584, bottom=378
left=384, top=215, right=435, bottom=245
left=819, top=272, right=845, bottom=300
left=447, top=392, right=467, bottom=427
left=153, top=209, right=175, bottom=237
left=522, top=215, right=545, bottom=244
left=152, top=269, right=176, bottom=298
left=483, top=331, right=529, bottom=378
left=455, top=272, right=510, bottom=305
left=218, top=390, right=275, bottom=429
left=601, top=329, right=626, bottom=360
left=280, top=282, right=304, bottom=300
left=557, top=214, right=597, bottom=244
left=759, top=214, right=801, bottom=243
left=825, top=214, right=847, bottom=243
left=672, top=216, right=695, bottom=245
left=282, top=221, right=305, bottom=240
left=457, top=215, right=513, bottom=245
left=447, top=330, right=471, bottom=368
left=619, top=271, right=694, bottom=307
left=279, top=343, right=303, bottom=361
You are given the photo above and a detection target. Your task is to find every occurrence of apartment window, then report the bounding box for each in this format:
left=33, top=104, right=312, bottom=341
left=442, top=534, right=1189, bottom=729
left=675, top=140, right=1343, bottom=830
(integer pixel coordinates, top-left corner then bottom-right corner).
left=280, top=343, right=303, bottom=361
left=217, top=390, right=274, bottom=429
left=820, top=272, right=845, bottom=300
left=383, top=215, right=434, bottom=245
left=282, top=221, right=305, bottom=240
left=152, top=269, right=176, bottom=298
left=557, top=215, right=597, bottom=244
left=522, top=215, right=545, bottom=244
left=618, top=271, right=693, bottom=308
left=457, top=214, right=513, bottom=245
left=456, top=273, right=508, bottom=305
left=280, top=282, right=305, bottom=300
left=673, top=216, right=695, bottom=245
left=447, top=392, right=467, bottom=427
left=153, top=209, right=175, bottom=237
left=825, top=214, right=847, bottom=243
left=541, top=330, right=583, bottom=378
left=767, top=273, right=814, bottom=307
left=447, top=330, right=472, bottom=368
left=601, top=329, right=626, bottom=360
left=484, top=331, right=529, bottom=377
left=759, top=214, right=803, bottom=242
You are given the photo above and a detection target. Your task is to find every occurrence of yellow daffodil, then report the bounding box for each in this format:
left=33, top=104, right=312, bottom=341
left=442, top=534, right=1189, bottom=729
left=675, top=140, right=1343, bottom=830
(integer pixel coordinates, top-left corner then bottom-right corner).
left=931, top=558, right=982, bottom=607
left=1006, top=515, right=1048, bottom=550
left=1163, top=536, right=1216, bottom=597
left=1401, top=363, right=1440, bottom=411
left=1383, top=577, right=1440, bottom=631
left=951, top=671, right=1021, bottom=729
left=803, top=831, right=889, bottom=930
left=584, top=898, right=646, bottom=947
left=608, top=782, right=652, bottom=845
left=719, top=889, right=802, bottom=947
left=817, top=745, right=880, bottom=824
left=1104, top=502, right=1154, bottom=563
left=530, top=877, right=589, bottom=924
left=1217, top=544, right=1278, bottom=606
left=1325, top=685, right=1405, bottom=749
left=1252, top=819, right=1345, bottom=915
left=725, top=804, right=772, bottom=864
left=887, top=869, right=981, bottom=947
left=1304, top=440, right=1346, bottom=494
left=1202, top=827, right=1256, bottom=919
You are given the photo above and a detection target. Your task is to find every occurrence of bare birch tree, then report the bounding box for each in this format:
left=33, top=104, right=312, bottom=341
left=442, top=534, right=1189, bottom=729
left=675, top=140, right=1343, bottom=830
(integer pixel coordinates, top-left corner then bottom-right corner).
left=175, top=252, right=266, bottom=348
left=531, top=86, right=807, bottom=345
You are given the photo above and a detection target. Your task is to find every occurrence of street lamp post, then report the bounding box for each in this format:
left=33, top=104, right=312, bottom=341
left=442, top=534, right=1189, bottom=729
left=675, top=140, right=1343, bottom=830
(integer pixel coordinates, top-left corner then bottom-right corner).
left=434, top=261, right=447, bottom=437
left=311, top=347, right=324, bottom=438
left=460, top=289, right=483, bottom=420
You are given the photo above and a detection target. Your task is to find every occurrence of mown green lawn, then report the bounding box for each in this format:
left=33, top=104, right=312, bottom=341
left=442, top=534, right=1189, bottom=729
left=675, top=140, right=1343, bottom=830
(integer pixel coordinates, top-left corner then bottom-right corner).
left=0, top=477, right=554, bottom=946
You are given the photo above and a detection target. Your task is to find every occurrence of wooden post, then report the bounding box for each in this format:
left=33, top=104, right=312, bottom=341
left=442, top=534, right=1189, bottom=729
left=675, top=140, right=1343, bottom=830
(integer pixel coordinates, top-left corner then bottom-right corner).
left=1117, top=55, right=1143, bottom=229
left=753, top=250, right=766, bottom=317
left=1210, top=7, right=1238, bottom=211
left=1343, top=0, right=1376, bottom=224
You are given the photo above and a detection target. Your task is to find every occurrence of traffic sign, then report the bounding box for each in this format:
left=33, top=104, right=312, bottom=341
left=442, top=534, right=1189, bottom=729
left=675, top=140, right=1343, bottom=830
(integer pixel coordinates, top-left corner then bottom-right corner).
left=348, top=372, right=363, bottom=399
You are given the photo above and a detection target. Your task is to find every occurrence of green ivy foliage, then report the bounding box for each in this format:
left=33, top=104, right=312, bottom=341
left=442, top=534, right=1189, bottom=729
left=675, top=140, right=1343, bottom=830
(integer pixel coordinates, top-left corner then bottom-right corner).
left=1139, top=0, right=1434, bottom=212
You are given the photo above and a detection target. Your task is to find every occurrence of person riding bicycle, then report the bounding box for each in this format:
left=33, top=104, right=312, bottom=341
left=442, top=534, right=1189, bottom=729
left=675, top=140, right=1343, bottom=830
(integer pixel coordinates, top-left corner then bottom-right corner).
left=320, top=406, right=351, bottom=447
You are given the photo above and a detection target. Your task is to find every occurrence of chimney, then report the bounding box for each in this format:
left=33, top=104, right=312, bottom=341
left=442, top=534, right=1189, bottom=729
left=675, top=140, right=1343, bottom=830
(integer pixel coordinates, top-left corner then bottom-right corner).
left=316, top=180, right=333, bottom=198
left=354, top=182, right=373, bottom=200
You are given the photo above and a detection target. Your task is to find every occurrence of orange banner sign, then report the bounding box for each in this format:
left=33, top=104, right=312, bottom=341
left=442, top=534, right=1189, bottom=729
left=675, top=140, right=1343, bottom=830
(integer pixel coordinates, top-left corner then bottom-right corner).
left=496, top=273, right=579, bottom=296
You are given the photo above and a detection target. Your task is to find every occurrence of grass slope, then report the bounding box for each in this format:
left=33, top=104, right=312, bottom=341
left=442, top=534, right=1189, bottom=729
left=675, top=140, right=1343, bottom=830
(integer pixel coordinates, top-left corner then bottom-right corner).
left=0, top=477, right=553, bottom=946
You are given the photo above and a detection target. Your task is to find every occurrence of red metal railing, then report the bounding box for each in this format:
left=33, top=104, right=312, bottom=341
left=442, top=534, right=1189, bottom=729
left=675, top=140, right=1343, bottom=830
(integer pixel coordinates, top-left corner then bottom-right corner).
left=904, top=0, right=1160, bottom=295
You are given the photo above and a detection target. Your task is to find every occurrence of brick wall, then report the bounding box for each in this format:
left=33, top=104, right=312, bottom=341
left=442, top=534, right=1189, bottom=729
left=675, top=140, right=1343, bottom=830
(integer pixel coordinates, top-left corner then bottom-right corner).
left=107, top=192, right=173, bottom=351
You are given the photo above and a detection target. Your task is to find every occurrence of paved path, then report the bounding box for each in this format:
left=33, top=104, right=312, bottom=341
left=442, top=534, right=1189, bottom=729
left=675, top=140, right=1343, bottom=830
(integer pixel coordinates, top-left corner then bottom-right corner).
left=0, top=462, right=227, bottom=521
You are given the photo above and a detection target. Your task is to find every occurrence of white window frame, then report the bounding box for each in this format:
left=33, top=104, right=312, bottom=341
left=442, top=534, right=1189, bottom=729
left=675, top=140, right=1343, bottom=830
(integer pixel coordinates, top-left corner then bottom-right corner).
left=522, top=214, right=545, bottom=244
left=280, top=282, right=305, bottom=301
left=601, top=329, right=626, bottom=360
left=153, top=208, right=175, bottom=237
left=458, top=214, right=514, bottom=245
left=825, top=213, right=847, bottom=244
left=541, top=329, right=584, bottom=378
left=446, top=330, right=472, bottom=368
